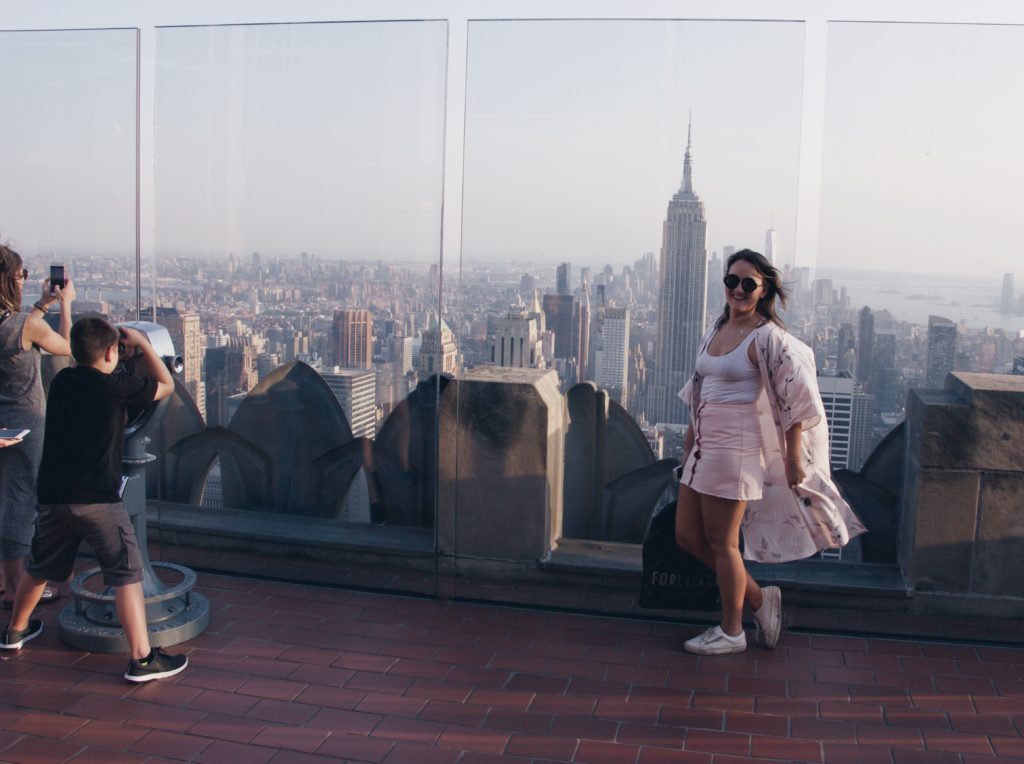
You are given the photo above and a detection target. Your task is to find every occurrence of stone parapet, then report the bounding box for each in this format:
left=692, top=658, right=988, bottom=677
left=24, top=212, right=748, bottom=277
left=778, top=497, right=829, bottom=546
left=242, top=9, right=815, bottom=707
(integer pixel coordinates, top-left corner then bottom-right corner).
left=901, top=372, right=1024, bottom=598
left=437, top=367, right=565, bottom=568
left=141, top=363, right=1024, bottom=627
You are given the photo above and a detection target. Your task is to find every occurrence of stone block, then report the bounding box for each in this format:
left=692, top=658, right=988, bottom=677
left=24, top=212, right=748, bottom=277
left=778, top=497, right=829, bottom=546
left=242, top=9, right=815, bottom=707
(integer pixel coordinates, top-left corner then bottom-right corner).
left=563, top=383, right=602, bottom=539
left=902, top=373, right=1024, bottom=597
left=562, top=382, right=668, bottom=542
left=903, top=468, right=979, bottom=593
left=437, top=368, right=565, bottom=562
left=908, top=373, right=1024, bottom=472
left=972, top=472, right=1024, bottom=597
left=945, top=373, right=1024, bottom=473
left=905, top=387, right=973, bottom=470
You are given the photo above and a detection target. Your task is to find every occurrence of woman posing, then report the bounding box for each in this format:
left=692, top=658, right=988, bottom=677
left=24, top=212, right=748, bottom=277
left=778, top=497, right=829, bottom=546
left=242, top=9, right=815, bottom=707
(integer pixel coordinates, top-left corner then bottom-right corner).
left=675, top=249, right=865, bottom=655
left=0, top=244, right=75, bottom=608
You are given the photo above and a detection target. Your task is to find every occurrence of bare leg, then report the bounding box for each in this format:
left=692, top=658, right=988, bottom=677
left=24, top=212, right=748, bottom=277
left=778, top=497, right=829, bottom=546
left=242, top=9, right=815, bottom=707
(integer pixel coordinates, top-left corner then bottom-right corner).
left=8, top=572, right=47, bottom=631
left=674, top=483, right=763, bottom=612
left=700, top=494, right=751, bottom=637
left=1, top=558, right=23, bottom=605
left=114, top=583, right=151, bottom=660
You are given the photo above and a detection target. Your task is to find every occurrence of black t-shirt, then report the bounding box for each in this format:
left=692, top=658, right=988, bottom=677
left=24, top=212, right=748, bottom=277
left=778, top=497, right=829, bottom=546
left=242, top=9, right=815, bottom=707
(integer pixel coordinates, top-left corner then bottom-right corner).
left=38, top=366, right=157, bottom=505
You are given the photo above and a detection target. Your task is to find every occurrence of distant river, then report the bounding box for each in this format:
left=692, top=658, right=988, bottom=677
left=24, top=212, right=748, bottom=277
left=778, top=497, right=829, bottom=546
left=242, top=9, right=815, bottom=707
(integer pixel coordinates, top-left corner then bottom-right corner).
left=816, top=268, right=1024, bottom=333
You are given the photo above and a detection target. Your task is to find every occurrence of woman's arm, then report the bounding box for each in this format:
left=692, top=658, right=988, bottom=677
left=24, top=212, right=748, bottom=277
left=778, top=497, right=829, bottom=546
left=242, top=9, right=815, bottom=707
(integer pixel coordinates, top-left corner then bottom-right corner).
left=762, top=326, right=824, bottom=434
left=784, top=422, right=805, bottom=487
left=23, top=279, right=75, bottom=356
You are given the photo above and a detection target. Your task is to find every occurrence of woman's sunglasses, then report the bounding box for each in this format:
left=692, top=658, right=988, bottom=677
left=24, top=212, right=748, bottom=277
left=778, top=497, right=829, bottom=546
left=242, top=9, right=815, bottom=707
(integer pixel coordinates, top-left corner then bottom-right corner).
left=723, top=274, right=762, bottom=293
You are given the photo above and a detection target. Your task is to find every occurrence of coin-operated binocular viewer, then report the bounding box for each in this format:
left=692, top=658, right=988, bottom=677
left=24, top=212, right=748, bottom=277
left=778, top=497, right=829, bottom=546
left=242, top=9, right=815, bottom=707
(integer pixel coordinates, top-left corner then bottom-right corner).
left=59, top=321, right=210, bottom=653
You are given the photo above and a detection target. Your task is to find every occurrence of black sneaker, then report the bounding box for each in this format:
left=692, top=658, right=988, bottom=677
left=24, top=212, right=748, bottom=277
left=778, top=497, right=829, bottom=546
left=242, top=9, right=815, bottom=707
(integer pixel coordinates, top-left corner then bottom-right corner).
left=124, top=647, right=188, bottom=683
left=0, top=619, right=43, bottom=650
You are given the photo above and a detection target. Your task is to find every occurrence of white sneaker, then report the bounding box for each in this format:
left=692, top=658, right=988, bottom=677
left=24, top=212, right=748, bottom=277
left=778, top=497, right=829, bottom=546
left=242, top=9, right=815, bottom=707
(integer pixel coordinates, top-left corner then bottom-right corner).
left=683, top=625, right=747, bottom=655
left=753, top=585, right=782, bottom=649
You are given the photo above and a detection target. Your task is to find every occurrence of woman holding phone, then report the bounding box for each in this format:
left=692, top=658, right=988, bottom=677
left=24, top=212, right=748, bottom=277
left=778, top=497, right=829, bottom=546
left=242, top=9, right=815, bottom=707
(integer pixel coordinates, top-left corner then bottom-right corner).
left=0, top=244, right=75, bottom=608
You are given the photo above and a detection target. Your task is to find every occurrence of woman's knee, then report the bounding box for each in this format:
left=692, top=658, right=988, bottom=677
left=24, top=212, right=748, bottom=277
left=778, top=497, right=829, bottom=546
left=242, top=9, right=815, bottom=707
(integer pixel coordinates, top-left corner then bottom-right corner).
left=705, top=533, right=740, bottom=558
left=699, top=497, right=745, bottom=557
left=674, top=527, right=703, bottom=554
left=673, top=485, right=704, bottom=554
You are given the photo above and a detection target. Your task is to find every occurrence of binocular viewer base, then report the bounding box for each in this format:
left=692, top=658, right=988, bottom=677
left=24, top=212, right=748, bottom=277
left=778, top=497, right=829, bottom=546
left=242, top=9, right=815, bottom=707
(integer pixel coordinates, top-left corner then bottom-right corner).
left=58, top=561, right=210, bottom=654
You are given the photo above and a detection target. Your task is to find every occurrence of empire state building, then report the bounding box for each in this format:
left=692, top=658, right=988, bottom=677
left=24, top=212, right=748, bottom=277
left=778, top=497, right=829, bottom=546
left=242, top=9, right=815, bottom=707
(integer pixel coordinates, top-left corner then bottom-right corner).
left=649, top=121, right=708, bottom=425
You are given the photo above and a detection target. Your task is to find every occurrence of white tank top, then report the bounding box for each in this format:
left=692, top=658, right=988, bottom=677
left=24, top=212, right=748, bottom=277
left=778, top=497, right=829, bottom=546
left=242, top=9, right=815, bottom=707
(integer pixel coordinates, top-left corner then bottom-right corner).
left=695, top=331, right=762, bottom=404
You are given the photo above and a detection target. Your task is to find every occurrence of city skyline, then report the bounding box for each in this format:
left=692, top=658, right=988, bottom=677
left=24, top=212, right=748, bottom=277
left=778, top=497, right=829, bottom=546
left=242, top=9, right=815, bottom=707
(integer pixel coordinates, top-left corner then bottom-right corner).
left=13, top=249, right=1023, bottom=335
left=14, top=247, right=1020, bottom=285
left=12, top=215, right=1023, bottom=487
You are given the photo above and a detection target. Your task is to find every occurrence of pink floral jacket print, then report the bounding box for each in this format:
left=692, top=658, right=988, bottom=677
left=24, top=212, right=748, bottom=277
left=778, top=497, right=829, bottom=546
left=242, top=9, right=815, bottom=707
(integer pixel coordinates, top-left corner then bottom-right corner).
left=680, top=322, right=867, bottom=563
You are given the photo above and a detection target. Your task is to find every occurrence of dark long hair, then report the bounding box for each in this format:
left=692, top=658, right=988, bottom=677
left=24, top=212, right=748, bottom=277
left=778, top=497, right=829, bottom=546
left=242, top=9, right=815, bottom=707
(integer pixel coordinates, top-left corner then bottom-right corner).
left=715, top=248, right=787, bottom=329
left=0, top=244, right=24, bottom=314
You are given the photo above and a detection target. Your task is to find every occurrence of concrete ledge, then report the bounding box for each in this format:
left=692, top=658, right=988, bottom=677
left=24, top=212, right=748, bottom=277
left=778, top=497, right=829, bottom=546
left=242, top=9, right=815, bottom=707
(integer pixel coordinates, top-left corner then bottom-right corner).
left=151, top=503, right=1024, bottom=623
left=147, top=501, right=435, bottom=567
left=544, top=538, right=911, bottom=599
left=148, top=504, right=912, bottom=601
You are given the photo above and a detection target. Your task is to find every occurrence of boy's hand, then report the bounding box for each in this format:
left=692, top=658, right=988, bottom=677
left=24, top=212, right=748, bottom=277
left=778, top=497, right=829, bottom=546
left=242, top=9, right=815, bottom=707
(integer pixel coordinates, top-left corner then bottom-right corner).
left=120, top=326, right=175, bottom=402
left=118, top=326, right=149, bottom=350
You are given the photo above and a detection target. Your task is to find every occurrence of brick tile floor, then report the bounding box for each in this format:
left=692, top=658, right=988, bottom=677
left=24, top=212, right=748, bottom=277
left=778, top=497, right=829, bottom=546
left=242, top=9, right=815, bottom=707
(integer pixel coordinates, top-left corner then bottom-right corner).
left=1, top=574, right=1022, bottom=763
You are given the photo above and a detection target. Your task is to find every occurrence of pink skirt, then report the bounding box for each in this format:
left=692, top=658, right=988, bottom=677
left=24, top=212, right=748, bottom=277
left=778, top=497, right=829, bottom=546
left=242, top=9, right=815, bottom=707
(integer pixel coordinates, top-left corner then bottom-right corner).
left=679, top=400, right=765, bottom=501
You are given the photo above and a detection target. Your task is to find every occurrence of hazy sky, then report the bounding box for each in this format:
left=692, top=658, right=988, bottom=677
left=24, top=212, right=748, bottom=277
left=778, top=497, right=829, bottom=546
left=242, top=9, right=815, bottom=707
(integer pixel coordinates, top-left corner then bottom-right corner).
left=2, top=16, right=1024, bottom=277
left=818, top=21, right=1024, bottom=275
left=0, top=30, right=136, bottom=258
left=154, top=21, right=447, bottom=263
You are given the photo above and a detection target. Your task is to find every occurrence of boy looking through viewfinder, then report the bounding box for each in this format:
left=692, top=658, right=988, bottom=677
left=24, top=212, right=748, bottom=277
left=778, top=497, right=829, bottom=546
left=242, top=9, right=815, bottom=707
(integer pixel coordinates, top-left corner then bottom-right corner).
left=0, top=317, right=188, bottom=682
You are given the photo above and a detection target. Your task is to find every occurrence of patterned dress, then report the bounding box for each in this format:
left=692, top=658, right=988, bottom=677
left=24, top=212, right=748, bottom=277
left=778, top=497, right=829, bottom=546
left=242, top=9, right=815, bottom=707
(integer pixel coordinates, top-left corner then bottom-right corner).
left=680, top=321, right=867, bottom=563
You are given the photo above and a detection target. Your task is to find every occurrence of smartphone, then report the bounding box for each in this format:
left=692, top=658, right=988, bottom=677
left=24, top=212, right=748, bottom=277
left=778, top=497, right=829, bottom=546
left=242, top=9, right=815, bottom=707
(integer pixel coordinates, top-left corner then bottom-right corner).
left=50, top=264, right=66, bottom=293
left=0, top=428, right=30, bottom=440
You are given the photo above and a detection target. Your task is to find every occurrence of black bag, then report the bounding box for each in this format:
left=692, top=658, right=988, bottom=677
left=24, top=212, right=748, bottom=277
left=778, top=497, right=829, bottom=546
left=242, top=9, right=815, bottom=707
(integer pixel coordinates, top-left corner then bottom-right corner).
left=638, top=500, right=720, bottom=611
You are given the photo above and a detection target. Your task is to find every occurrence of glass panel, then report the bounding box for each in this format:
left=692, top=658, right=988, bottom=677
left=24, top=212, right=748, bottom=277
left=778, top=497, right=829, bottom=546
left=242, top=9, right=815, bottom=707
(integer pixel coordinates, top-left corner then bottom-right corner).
left=456, top=19, right=806, bottom=609
left=0, top=29, right=138, bottom=612
left=819, top=22, right=1024, bottom=467
left=0, top=30, right=137, bottom=316
left=150, top=21, right=447, bottom=595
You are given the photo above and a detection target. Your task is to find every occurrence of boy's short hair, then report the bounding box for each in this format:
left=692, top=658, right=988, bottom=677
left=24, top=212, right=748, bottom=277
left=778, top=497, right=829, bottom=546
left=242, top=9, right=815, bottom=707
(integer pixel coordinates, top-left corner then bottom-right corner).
left=71, top=316, right=120, bottom=365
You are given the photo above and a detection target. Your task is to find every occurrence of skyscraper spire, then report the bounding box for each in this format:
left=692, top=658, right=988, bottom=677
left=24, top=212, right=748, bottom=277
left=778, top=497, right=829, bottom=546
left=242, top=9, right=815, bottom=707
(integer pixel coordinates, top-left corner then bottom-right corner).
left=682, top=112, right=694, bottom=195
left=651, top=110, right=707, bottom=425
left=764, top=219, right=778, bottom=265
